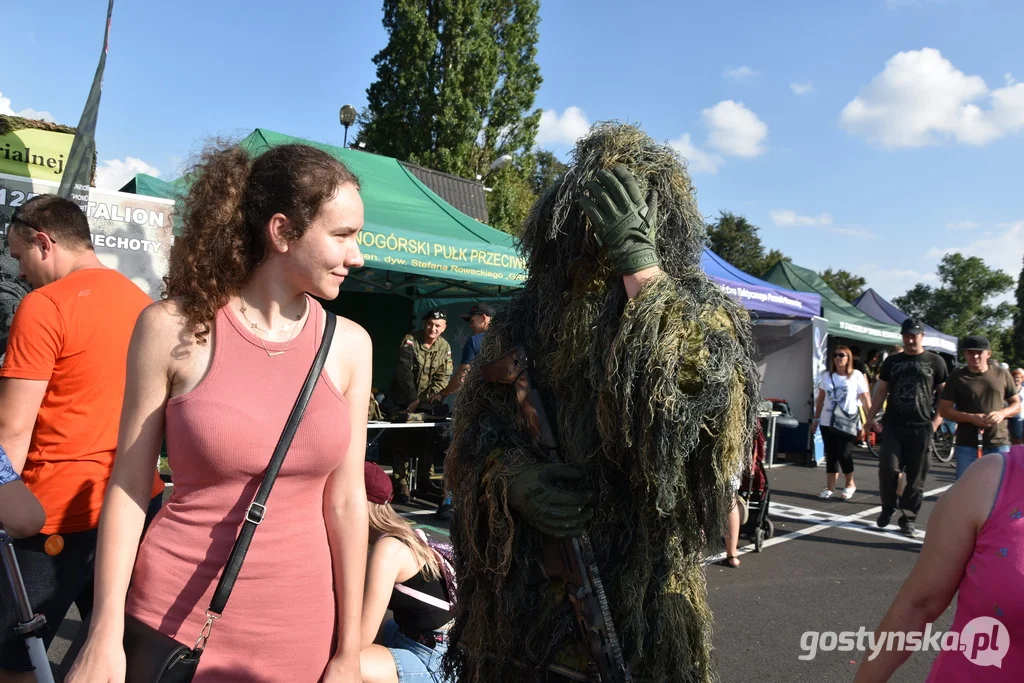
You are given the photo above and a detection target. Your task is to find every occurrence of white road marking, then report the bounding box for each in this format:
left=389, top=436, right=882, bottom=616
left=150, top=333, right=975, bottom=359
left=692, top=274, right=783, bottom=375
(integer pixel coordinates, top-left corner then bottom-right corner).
left=705, top=484, right=951, bottom=565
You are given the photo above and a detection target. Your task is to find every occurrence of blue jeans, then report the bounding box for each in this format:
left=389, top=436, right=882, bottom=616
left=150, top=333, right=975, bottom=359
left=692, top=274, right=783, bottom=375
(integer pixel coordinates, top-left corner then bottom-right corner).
left=384, top=619, right=449, bottom=682
left=954, top=445, right=1010, bottom=480
left=1009, top=417, right=1024, bottom=442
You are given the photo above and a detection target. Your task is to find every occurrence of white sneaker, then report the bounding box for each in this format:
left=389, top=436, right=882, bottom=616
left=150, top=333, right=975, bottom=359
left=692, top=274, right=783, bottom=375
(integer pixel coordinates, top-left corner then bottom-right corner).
left=819, top=489, right=834, bottom=499
left=841, top=487, right=856, bottom=500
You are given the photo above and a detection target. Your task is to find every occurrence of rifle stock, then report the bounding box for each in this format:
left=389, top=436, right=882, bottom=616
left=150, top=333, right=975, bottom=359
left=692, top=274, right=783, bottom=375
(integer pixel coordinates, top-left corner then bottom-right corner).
left=481, top=346, right=632, bottom=683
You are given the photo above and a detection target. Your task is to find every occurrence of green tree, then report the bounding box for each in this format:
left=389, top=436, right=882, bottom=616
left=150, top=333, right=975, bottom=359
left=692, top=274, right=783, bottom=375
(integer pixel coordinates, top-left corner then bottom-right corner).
left=761, top=249, right=790, bottom=274
left=1013, top=254, right=1024, bottom=366
left=705, top=211, right=789, bottom=276
left=894, top=253, right=1017, bottom=357
left=820, top=268, right=867, bottom=302
left=358, top=0, right=542, bottom=234
left=531, top=150, right=568, bottom=195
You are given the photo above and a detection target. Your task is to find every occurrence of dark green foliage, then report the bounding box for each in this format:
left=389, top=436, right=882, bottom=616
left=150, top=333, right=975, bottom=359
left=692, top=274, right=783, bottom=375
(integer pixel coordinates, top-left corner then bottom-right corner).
left=705, top=211, right=789, bottom=277
left=357, top=0, right=543, bottom=234
left=894, top=253, right=1017, bottom=359
left=820, top=268, right=867, bottom=302
left=442, top=123, right=760, bottom=683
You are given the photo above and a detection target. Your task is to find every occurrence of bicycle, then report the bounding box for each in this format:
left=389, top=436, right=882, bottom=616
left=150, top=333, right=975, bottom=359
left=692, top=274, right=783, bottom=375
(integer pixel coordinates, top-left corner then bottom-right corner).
left=863, top=414, right=956, bottom=465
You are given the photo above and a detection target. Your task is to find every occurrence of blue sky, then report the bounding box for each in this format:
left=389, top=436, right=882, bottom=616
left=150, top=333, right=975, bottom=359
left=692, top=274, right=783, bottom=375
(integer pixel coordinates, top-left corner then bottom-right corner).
left=5, top=0, right=1024, bottom=301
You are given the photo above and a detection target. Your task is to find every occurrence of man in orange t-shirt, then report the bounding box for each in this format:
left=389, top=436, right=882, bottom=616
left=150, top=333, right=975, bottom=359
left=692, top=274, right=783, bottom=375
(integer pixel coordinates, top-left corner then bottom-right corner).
left=0, top=195, right=163, bottom=679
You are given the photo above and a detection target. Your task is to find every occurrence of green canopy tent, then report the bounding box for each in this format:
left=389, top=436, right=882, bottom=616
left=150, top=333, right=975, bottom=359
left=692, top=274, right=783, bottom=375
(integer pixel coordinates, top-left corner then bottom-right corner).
left=764, top=260, right=902, bottom=346
left=122, top=128, right=525, bottom=389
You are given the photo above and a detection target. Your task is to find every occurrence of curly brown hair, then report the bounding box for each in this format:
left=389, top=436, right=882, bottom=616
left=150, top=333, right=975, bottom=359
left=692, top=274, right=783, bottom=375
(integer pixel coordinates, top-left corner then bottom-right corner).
left=164, top=141, right=360, bottom=343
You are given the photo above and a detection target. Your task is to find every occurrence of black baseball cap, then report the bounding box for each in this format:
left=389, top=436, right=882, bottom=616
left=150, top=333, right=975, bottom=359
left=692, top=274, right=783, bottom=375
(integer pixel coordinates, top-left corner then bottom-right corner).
left=422, top=310, right=447, bottom=321
left=901, top=318, right=924, bottom=335
left=963, top=335, right=991, bottom=351
left=460, top=303, right=496, bottom=321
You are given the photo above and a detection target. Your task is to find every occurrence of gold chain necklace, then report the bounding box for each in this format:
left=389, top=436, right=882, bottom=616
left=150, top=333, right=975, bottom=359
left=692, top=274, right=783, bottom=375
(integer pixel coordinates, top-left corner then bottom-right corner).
left=238, top=297, right=307, bottom=357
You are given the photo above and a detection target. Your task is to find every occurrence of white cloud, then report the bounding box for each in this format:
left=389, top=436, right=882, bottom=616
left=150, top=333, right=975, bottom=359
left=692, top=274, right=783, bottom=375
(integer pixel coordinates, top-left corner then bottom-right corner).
left=94, top=157, right=162, bottom=191
left=724, top=66, right=758, bottom=82
left=0, top=91, right=55, bottom=122
left=946, top=220, right=980, bottom=231
left=926, top=221, right=1024, bottom=279
left=856, top=263, right=938, bottom=300
left=1006, top=73, right=1017, bottom=87
left=703, top=100, right=768, bottom=158
left=790, top=81, right=815, bottom=95
left=831, top=227, right=879, bottom=240
left=840, top=48, right=1024, bottom=148
left=668, top=133, right=724, bottom=174
left=536, top=107, right=590, bottom=147
left=770, top=210, right=833, bottom=227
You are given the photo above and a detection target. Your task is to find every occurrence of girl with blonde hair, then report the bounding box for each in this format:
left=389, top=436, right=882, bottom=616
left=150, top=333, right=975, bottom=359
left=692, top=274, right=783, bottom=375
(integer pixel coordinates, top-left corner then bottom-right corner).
left=361, top=463, right=453, bottom=683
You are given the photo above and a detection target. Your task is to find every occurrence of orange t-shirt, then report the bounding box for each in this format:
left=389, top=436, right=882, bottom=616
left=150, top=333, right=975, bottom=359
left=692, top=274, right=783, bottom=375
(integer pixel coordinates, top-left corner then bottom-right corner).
left=0, top=267, right=163, bottom=534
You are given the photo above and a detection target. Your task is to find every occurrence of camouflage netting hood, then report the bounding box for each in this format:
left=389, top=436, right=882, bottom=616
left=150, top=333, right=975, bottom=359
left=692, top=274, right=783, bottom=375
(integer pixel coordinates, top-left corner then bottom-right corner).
left=443, top=122, right=761, bottom=682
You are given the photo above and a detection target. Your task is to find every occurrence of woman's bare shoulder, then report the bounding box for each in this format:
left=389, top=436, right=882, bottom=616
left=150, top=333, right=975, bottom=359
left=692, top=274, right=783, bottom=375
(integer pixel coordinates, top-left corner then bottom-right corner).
left=134, top=298, right=205, bottom=355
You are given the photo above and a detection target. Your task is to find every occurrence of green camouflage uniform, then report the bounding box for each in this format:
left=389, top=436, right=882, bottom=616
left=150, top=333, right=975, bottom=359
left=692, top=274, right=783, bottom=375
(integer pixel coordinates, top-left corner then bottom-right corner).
left=387, top=330, right=453, bottom=491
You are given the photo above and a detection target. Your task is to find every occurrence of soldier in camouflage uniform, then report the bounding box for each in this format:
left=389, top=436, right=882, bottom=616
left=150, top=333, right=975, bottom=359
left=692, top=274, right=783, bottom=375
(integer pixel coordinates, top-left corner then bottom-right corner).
left=386, top=309, right=453, bottom=502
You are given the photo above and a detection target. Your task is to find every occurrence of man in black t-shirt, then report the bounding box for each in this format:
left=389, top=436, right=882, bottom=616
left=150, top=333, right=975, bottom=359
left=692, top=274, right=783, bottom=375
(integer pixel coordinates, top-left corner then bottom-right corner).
left=939, top=335, right=1019, bottom=481
left=867, top=319, right=948, bottom=537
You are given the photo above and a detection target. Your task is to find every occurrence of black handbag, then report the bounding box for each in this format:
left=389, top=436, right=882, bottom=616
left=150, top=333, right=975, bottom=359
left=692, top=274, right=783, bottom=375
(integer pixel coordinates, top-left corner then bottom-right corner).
left=64, top=312, right=336, bottom=683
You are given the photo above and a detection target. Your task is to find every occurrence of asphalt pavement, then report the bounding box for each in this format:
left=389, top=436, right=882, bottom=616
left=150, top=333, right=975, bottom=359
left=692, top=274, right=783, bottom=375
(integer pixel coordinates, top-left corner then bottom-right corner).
left=39, top=448, right=957, bottom=682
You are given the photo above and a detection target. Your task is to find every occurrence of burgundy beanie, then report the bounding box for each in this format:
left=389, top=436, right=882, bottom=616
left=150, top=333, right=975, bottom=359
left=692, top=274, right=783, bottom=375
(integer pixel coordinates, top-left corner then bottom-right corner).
left=364, top=462, right=394, bottom=505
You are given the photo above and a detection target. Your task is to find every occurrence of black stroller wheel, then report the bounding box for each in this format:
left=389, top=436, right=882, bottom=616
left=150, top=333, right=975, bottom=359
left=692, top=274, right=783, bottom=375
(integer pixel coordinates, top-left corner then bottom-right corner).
left=754, top=527, right=764, bottom=552
left=764, top=519, right=775, bottom=539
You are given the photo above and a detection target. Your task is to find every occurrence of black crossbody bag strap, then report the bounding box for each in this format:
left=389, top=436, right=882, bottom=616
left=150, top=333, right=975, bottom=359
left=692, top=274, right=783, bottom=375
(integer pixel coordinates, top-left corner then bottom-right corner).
left=207, top=311, right=336, bottom=618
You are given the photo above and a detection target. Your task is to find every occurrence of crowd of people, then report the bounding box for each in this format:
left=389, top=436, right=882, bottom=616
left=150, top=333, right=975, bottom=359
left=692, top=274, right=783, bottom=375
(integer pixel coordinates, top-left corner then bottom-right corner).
left=1, top=131, right=1023, bottom=683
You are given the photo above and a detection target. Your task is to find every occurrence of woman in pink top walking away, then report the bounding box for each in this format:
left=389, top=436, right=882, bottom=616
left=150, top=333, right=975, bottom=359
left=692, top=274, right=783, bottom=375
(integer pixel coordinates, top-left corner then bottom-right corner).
left=856, top=446, right=1024, bottom=681
left=66, top=142, right=371, bottom=683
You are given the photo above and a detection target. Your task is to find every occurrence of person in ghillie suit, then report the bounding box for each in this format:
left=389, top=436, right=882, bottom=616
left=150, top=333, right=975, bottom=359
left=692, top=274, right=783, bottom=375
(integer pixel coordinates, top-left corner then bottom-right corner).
left=441, top=123, right=761, bottom=683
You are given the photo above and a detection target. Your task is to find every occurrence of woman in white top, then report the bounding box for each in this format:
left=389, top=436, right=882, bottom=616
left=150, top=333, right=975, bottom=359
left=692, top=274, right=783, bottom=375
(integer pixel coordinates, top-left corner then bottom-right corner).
left=812, top=345, right=872, bottom=499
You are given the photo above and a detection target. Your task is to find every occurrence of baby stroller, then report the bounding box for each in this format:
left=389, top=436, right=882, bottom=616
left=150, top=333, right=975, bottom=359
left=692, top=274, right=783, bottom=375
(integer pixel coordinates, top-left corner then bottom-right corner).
left=738, top=426, right=775, bottom=552
left=1, top=529, right=55, bottom=683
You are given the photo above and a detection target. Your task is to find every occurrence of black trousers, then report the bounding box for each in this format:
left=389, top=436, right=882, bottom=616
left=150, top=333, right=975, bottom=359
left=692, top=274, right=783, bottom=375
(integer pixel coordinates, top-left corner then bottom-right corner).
left=878, top=424, right=933, bottom=522
left=820, top=425, right=856, bottom=475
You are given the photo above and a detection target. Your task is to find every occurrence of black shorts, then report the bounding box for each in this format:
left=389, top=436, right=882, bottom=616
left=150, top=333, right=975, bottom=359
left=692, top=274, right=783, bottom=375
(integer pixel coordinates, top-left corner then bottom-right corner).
left=0, top=494, right=162, bottom=673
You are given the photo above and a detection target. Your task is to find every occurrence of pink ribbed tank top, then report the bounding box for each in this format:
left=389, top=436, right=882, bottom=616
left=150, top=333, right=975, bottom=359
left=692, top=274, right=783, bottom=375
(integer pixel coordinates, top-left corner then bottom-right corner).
left=126, top=297, right=351, bottom=682
left=926, top=447, right=1024, bottom=681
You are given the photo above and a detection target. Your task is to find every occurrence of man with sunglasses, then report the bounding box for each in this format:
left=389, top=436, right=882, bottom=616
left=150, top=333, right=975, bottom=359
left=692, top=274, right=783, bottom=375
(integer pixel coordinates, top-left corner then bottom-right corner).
left=939, top=335, right=1019, bottom=480
left=385, top=310, right=453, bottom=502
left=0, top=195, right=164, bottom=681
left=867, top=319, right=948, bottom=538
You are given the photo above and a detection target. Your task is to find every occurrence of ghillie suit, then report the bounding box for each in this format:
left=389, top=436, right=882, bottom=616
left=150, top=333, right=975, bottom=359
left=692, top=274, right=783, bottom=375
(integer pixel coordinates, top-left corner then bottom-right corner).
left=442, top=123, right=761, bottom=683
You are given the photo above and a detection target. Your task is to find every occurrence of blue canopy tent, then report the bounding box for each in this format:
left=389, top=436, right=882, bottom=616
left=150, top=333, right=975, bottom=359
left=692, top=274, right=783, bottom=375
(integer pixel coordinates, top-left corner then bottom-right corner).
left=852, top=288, right=958, bottom=356
left=700, top=249, right=828, bottom=461
left=701, top=249, right=821, bottom=318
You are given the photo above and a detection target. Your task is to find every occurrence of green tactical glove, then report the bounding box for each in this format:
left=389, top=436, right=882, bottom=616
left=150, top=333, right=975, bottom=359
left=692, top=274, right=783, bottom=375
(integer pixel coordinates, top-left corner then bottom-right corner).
left=578, top=164, right=660, bottom=275
left=506, top=463, right=595, bottom=538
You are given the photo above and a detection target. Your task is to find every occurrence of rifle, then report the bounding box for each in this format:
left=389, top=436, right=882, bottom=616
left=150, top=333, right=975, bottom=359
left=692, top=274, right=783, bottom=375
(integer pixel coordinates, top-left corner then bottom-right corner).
left=480, top=346, right=632, bottom=683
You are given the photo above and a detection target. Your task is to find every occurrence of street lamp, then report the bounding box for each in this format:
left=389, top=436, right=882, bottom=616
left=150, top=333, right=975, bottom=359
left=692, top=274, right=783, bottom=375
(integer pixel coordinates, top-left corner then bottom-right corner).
left=339, top=104, right=357, bottom=147
left=476, top=154, right=515, bottom=183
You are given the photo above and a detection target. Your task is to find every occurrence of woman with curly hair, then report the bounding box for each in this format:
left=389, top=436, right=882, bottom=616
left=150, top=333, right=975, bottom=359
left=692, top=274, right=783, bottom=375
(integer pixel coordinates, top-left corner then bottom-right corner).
left=66, top=142, right=371, bottom=683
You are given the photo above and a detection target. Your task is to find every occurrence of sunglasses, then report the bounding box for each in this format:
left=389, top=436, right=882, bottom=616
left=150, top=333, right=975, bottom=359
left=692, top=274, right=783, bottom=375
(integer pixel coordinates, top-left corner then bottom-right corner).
left=833, top=353, right=849, bottom=359
left=9, top=217, right=57, bottom=243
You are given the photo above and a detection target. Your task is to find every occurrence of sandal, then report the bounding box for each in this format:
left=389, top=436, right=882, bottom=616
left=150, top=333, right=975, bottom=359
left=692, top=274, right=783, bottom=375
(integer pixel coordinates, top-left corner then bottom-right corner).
left=841, top=487, right=856, bottom=500
left=818, top=489, right=834, bottom=499
left=721, top=555, right=741, bottom=568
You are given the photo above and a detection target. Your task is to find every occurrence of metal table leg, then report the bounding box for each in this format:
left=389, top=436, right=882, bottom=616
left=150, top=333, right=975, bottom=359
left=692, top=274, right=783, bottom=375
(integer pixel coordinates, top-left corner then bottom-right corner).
left=766, top=414, right=778, bottom=468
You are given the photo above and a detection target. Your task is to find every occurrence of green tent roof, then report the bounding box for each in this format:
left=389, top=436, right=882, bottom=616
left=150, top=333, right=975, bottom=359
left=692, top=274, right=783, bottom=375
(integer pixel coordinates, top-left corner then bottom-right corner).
left=118, top=173, right=186, bottom=200
left=763, top=261, right=902, bottom=345
left=125, top=128, right=525, bottom=301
